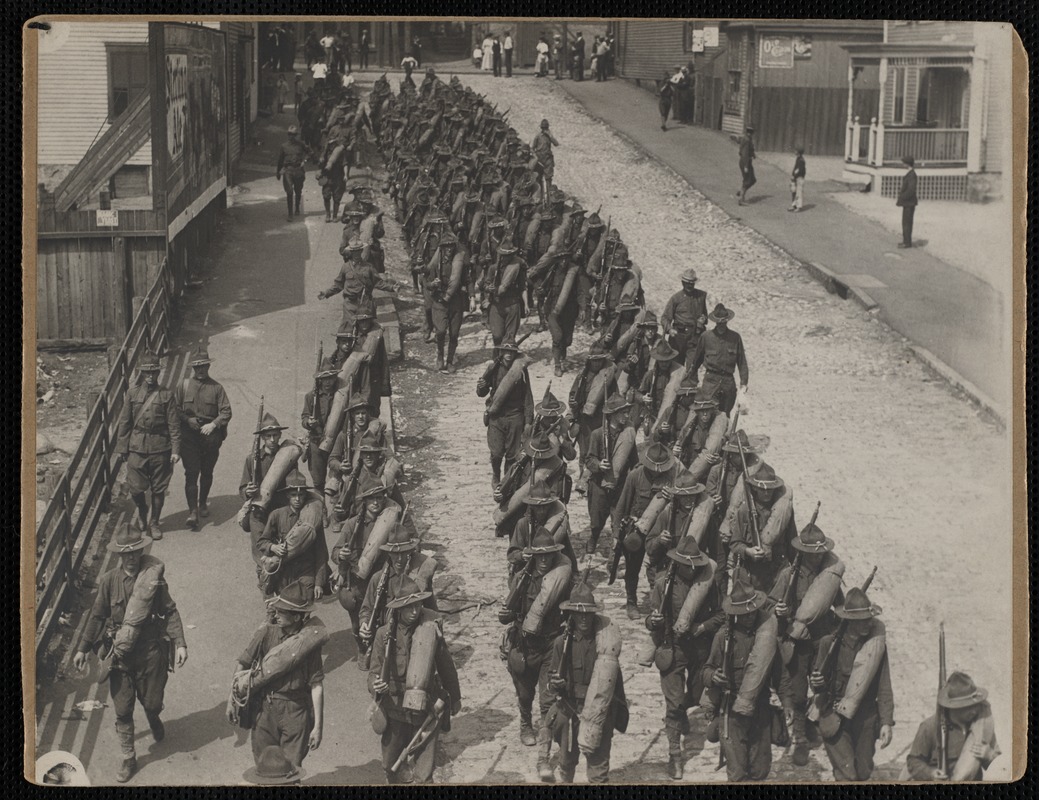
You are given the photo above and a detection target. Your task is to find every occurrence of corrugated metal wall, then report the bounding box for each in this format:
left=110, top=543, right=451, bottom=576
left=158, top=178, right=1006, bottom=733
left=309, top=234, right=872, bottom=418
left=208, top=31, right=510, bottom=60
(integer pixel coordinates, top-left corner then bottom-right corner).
left=751, top=87, right=880, bottom=154
left=618, top=20, right=686, bottom=80
left=37, top=21, right=151, bottom=167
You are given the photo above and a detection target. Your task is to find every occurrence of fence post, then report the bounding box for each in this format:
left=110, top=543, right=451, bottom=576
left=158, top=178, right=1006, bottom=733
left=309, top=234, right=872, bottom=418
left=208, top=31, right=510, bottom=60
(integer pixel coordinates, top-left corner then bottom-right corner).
left=58, top=472, right=78, bottom=592
left=97, top=392, right=112, bottom=511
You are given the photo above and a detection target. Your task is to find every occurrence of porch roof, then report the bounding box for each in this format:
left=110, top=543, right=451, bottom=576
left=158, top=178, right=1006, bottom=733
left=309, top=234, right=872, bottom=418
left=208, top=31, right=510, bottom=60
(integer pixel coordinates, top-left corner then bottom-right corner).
left=841, top=42, right=975, bottom=61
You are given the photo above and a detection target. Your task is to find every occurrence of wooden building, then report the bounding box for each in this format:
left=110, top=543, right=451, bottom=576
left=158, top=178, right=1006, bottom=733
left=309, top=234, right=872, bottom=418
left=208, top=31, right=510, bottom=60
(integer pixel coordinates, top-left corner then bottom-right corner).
left=840, top=21, right=1013, bottom=202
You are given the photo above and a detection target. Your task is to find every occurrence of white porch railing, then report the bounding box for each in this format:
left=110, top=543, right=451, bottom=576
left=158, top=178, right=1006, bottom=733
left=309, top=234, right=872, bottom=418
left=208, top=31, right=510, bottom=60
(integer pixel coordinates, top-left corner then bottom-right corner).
left=846, top=121, right=969, bottom=166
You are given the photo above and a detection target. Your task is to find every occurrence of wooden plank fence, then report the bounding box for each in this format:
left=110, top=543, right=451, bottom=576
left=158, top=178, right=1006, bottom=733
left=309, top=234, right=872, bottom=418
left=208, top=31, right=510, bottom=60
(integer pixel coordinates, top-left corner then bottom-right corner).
left=34, top=257, right=176, bottom=665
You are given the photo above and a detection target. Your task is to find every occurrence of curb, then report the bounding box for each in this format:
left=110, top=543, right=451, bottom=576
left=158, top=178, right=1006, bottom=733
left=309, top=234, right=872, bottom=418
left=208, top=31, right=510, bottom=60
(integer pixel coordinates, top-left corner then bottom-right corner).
left=909, top=345, right=1005, bottom=428
left=804, top=262, right=879, bottom=312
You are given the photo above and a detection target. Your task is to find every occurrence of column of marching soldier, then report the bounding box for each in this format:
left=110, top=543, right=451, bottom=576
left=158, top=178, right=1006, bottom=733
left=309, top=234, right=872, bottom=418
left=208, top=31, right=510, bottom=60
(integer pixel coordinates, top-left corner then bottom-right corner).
left=69, top=67, right=1000, bottom=786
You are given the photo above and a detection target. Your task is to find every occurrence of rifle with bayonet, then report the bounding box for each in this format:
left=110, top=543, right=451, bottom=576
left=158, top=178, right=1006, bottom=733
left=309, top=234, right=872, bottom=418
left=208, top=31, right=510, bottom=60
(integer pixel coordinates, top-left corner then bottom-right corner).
left=736, top=429, right=763, bottom=550
left=237, top=396, right=265, bottom=532
left=609, top=514, right=637, bottom=585
left=592, top=218, right=615, bottom=327
left=302, top=344, right=324, bottom=465
left=358, top=503, right=413, bottom=668
left=937, top=621, right=949, bottom=776
left=716, top=608, right=737, bottom=770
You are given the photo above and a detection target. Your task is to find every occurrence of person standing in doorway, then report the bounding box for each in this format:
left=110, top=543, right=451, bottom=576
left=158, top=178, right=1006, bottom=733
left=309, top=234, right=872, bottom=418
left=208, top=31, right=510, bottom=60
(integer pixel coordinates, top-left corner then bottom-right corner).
left=504, top=30, right=514, bottom=77
left=897, top=155, right=918, bottom=248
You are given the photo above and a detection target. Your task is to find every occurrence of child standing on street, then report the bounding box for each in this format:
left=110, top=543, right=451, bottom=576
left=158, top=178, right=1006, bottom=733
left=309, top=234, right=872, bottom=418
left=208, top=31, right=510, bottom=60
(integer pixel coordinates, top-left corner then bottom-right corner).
left=789, top=147, right=806, bottom=212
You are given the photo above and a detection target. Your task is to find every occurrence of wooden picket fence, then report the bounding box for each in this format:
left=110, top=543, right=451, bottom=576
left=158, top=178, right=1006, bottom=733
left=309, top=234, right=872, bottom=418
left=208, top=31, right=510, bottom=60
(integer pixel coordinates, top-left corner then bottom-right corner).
left=34, top=257, right=176, bottom=665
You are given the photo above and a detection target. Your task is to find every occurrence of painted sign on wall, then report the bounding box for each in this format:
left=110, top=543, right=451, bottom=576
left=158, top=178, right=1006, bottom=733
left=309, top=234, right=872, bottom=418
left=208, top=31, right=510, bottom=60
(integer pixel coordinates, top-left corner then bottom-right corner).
left=759, top=35, right=794, bottom=68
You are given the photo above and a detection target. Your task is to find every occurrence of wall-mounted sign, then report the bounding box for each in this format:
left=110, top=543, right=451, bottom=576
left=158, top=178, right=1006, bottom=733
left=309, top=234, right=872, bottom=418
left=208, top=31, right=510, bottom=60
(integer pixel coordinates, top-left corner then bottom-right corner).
left=793, top=35, right=813, bottom=59
left=96, top=209, right=118, bottom=227
left=704, top=26, right=719, bottom=48
left=759, top=35, right=794, bottom=68
left=691, top=30, right=705, bottom=52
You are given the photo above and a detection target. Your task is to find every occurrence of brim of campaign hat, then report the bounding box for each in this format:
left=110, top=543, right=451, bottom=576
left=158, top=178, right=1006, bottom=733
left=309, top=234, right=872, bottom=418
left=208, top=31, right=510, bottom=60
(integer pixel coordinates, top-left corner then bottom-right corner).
left=242, top=765, right=305, bottom=785
left=386, top=590, right=433, bottom=610
left=791, top=534, right=835, bottom=553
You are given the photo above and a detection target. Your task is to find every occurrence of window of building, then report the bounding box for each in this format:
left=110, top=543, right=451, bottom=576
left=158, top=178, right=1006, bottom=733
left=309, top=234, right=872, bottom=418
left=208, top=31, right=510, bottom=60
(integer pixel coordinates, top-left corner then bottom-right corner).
left=891, top=66, right=907, bottom=124
left=726, top=70, right=742, bottom=113
left=107, top=44, right=148, bottom=119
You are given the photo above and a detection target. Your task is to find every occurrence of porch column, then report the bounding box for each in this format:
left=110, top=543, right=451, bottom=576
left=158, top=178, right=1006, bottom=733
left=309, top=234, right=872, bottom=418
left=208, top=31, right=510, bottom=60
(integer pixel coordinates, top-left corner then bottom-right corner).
left=873, top=57, right=888, bottom=166
left=966, top=56, right=985, bottom=172
left=845, top=60, right=855, bottom=160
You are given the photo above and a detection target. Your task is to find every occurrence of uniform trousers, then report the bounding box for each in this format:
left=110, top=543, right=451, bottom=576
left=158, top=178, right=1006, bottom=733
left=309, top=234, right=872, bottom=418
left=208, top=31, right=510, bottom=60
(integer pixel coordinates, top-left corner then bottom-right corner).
left=556, top=709, right=614, bottom=782
left=721, top=701, right=773, bottom=781
left=509, top=637, right=555, bottom=724
left=252, top=693, right=314, bottom=768
left=823, top=705, right=880, bottom=781
left=282, top=167, right=305, bottom=212
left=381, top=716, right=442, bottom=783
left=488, top=299, right=522, bottom=345
left=487, top=411, right=525, bottom=463
left=111, top=639, right=169, bottom=757
left=125, top=451, right=173, bottom=495
left=181, top=429, right=222, bottom=507
left=306, top=440, right=329, bottom=494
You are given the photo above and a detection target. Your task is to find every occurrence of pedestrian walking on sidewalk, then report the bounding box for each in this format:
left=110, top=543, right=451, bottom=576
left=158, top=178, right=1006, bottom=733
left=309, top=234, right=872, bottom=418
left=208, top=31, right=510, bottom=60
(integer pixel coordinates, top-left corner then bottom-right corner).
left=277, top=124, right=311, bottom=220
left=573, top=32, right=585, bottom=80
left=789, top=147, right=806, bottom=212
left=737, top=127, right=756, bottom=206
left=658, top=70, right=677, bottom=131
left=175, top=345, right=231, bottom=531
left=897, top=155, right=918, bottom=248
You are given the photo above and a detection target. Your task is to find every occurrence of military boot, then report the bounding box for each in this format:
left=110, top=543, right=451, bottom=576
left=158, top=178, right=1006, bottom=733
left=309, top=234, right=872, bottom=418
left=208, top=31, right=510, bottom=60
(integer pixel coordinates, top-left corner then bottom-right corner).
left=553, top=348, right=564, bottom=377
left=146, top=710, right=165, bottom=742
left=436, top=336, right=446, bottom=372
left=115, top=719, right=136, bottom=782
left=445, top=339, right=458, bottom=373
left=666, top=724, right=684, bottom=779
left=625, top=590, right=640, bottom=620
left=536, top=726, right=554, bottom=781
left=519, top=712, right=537, bottom=747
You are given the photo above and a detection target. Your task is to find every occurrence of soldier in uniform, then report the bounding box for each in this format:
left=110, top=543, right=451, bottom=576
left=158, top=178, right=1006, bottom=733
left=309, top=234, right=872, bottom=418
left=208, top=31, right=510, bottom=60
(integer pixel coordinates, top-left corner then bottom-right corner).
left=356, top=187, right=387, bottom=274
left=499, top=529, right=573, bottom=749
left=506, top=479, right=578, bottom=575
left=326, top=396, right=375, bottom=512
left=701, top=578, right=782, bottom=782
left=426, top=234, right=467, bottom=373
left=484, top=241, right=526, bottom=346
left=256, top=471, right=330, bottom=603
left=276, top=124, right=311, bottom=220
left=368, top=578, right=463, bottom=784
left=671, top=387, right=727, bottom=480
left=636, top=339, right=682, bottom=435
left=687, top=303, right=748, bottom=415
left=319, top=129, right=349, bottom=223
left=703, top=430, right=763, bottom=566
left=737, top=126, right=756, bottom=206
left=642, top=471, right=706, bottom=588
left=175, top=345, right=231, bottom=531
left=234, top=580, right=324, bottom=771
left=301, top=356, right=339, bottom=494
left=810, top=588, right=894, bottom=781
left=661, top=269, right=709, bottom=367
left=319, top=238, right=399, bottom=328
left=720, top=462, right=794, bottom=593
left=613, top=442, right=679, bottom=618
left=351, top=300, right=392, bottom=418
left=566, top=343, right=610, bottom=491
left=116, top=350, right=181, bottom=540
left=645, top=535, right=725, bottom=779
left=532, top=387, right=578, bottom=462
left=531, top=119, right=560, bottom=197
left=545, top=580, right=628, bottom=783
left=239, top=413, right=291, bottom=558
left=73, top=524, right=188, bottom=782
left=477, top=338, right=534, bottom=490
left=906, top=672, right=1000, bottom=780
left=584, top=393, right=638, bottom=555
left=542, top=206, right=586, bottom=376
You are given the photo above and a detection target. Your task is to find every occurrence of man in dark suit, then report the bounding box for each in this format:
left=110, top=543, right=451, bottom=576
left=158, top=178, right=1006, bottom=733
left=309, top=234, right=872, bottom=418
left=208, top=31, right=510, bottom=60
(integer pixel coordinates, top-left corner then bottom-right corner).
left=573, top=32, right=585, bottom=80
left=897, top=155, right=918, bottom=248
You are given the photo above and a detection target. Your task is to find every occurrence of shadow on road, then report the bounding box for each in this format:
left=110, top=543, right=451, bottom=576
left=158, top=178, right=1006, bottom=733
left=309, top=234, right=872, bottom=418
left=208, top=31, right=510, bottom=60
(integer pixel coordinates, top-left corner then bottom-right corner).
left=304, top=757, right=385, bottom=785
left=322, top=626, right=360, bottom=676
left=440, top=706, right=512, bottom=769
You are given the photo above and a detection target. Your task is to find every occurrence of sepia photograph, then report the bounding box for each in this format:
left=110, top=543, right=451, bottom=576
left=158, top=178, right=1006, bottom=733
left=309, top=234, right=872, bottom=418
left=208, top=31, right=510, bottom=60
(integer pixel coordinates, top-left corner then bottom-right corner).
left=23, top=15, right=1025, bottom=786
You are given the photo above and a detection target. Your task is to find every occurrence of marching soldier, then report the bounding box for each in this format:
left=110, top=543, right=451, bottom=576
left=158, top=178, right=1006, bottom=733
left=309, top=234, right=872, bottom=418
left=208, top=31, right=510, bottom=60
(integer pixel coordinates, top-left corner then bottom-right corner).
left=351, top=300, right=392, bottom=418
left=494, top=430, right=570, bottom=539
left=645, top=535, right=724, bottom=779
left=720, top=461, right=795, bottom=593
left=116, top=350, right=181, bottom=541
left=701, top=578, right=782, bottom=782
left=317, top=238, right=399, bottom=328
left=613, top=442, right=679, bottom=618
left=661, top=269, right=708, bottom=366
left=325, top=397, right=377, bottom=514
left=233, top=580, right=325, bottom=772
left=175, top=345, right=231, bottom=532
left=319, top=131, right=349, bottom=223
left=531, top=119, right=560, bottom=196
left=239, top=413, right=292, bottom=557
left=484, top=241, right=526, bottom=346
left=499, top=529, right=573, bottom=751
left=301, top=356, right=339, bottom=494
left=769, top=520, right=844, bottom=766
left=544, top=205, right=587, bottom=376
left=72, top=524, right=188, bottom=782
left=672, top=387, right=728, bottom=482
left=426, top=234, right=467, bottom=373
left=506, top=480, right=578, bottom=575
left=703, top=430, right=763, bottom=565
left=584, top=393, right=638, bottom=555
left=906, top=672, right=1000, bottom=780
left=566, top=343, right=611, bottom=491
left=656, top=374, right=696, bottom=450
left=544, top=579, right=628, bottom=783
left=636, top=338, right=683, bottom=435
left=368, top=578, right=462, bottom=784
left=477, top=337, right=534, bottom=490
left=532, top=386, right=577, bottom=462
left=329, top=321, right=357, bottom=370
left=809, top=588, right=894, bottom=781
left=356, top=187, right=387, bottom=273
left=642, top=471, right=706, bottom=587
left=687, top=303, right=748, bottom=415
left=256, top=471, right=330, bottom=604
left=574, top=211, right=607, bottom=329
left=276, top=124, right=311, bottom=220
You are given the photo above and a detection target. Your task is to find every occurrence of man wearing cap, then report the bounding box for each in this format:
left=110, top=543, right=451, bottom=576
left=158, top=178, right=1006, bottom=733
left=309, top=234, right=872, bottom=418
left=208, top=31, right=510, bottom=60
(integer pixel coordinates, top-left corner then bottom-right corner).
left=175, top=345, right=231, bottom=531
left=507, top=480, right=578, bottom=575
left=524, top=207, right=562, bottom=330
left=326, top=397, right=376, bottom=505
left=369, top=578, right=462, bottom=784
left=646, top=535, right=725, bottom=779
left=906, top=672, right=1000, bottom=780
left=358, top=526, right=438, bottom=669
left=531, top=120, right=560, bottom=197
left=73, top=525, right=188, bottom=782
left=613, top=442, right=680, bottom=617
left=567, top=343, right=611, bottom=489
left=737, top=127, right=756, bottom=206
left=357, top=189, right=387, bottom=273
left=701, top=578, right=782, bottom=781
left=662, top=270, right=709, bottom=366
left=319, top=238, right=399, bottom=329
left=426, top=233, right=467, bottom=373
left=546, top=579, right=628, bottom=783
left=769, top=521, right=844, bottom=766
left=703, top=430, right=762, bottom=566
left=342, top=430, right=405, bottom=514
left=636, top=338, right=683, bottom=434
left=615, top=310, right=659, bottom=399
left=532, top=386, right=578, bottom=462
left=481, top=234, right=524, bottom=344
left=721, top=460, right=794, bottom=592
left=671, top=387, right=727, bottom=480
left=331, top=482, right=401, bottom=647
left=584, top=392, right=638, bottom=554
left=656, top=373, right=696, bottom=450
left=687, top=303, right=748, bottom=416
left=499, top=529, right=573, bottom=749
left=301, top=356, right=339, bottom=495
left=116, top=351, right=181, bottom=541
left=240, top=412, right=291, bottom=551
left=896, top=155, right=918, bottom=248
left=643, top=472, right=708, bottom=587
left=542, top=205, right=587, bottom=376
left=810, top=587, right=894, bottom=781
left=495, top=430, right=570, bottom=539
left=276, top=124, right=312, bottom=220
left=477, top=338, right=534, bottom=490
left=235, top=580, right=325, bottom=771
left=257, top=470, right=330, bottom=603
left=319, top=127, right=349, bottom=223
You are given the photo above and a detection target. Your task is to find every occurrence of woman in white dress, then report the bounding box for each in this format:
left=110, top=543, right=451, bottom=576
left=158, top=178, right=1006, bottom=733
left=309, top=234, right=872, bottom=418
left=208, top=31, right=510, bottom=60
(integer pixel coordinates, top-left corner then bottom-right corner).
left=481, top=34, right=494, bottom=70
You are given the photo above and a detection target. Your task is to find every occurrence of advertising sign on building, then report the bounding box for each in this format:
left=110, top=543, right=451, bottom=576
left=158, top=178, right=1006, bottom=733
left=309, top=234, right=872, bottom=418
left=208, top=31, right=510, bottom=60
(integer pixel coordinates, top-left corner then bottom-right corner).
left=759, top=34, right=794, bottom=68
left=704, top=26, right=719, bottom=48
left=793, top=35, right=813, bottom=59
left=691, top=30, right=705, bottom=52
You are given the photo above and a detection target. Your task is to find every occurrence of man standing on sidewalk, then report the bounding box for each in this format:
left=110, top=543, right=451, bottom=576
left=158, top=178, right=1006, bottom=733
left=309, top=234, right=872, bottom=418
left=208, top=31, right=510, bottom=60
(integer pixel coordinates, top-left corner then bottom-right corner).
left=176, top=345, right=232, bottom=531
left=737, top=127, right=756, bottom=206
left=504, top=31, right=514, bottom=77
left=573, top=32, right=585, bottom=80
left=359, top=30, right=370, bottom=70
left=116, top=350, right=181, bottom=540
left=277, top=124, right=311, bottom=220
left=897, top=155, right=918, bottom=248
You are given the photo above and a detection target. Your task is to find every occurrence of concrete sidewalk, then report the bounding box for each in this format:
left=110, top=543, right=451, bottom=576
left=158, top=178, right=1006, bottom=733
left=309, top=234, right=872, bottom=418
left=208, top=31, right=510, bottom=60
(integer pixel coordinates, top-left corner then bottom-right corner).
left=557, top=77, right=1010, bottom=418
